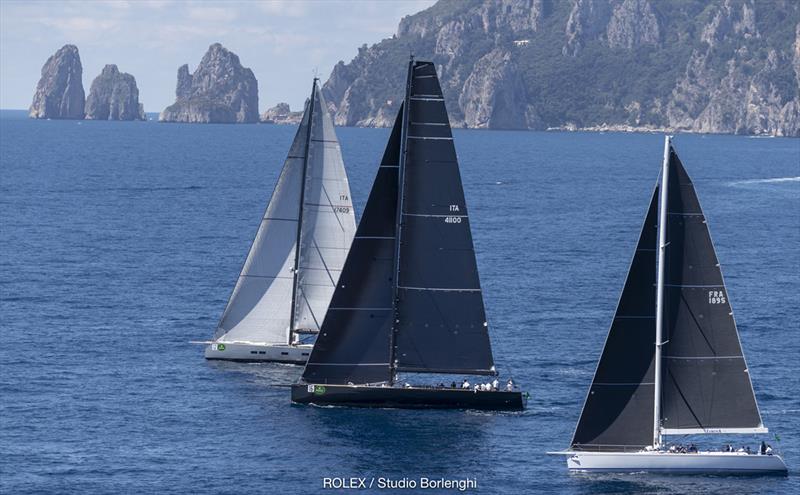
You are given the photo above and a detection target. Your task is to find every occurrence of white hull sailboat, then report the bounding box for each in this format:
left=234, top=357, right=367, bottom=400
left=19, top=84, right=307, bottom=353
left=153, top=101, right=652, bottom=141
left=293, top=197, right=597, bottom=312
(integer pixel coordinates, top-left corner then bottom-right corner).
left=559, top=451, right=787, bottom=475
left=551, top=137, right=787, bottom=475
left=201, top=78, right=356, bottom=364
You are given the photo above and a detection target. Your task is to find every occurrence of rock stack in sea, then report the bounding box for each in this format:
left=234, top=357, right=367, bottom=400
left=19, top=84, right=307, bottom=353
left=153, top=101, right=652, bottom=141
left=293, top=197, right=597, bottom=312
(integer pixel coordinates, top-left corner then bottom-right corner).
left=160, top=43, right=259, bottom=123
left=260, top=102, right=304, bottom=124
left=29, top=44, right=85, bottom=119
left=85, top=65, right=146, bottom=121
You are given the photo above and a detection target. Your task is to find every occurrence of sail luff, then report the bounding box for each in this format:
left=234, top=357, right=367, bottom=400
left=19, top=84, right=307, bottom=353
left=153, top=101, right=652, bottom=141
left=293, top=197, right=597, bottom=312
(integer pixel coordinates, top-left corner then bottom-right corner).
left=653, top=135, right=671, bottom=448
left=288, top=78, right=317, bottom=343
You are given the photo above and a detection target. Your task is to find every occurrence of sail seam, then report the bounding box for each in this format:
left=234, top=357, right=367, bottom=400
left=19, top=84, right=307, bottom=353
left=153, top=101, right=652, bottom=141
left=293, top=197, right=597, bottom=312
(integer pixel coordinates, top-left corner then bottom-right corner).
left=407, top=135, right=453, bottom=141
left=308, top=362, right=390, bottom=366
left=664, top=355, right=742, bottom=359
left=398, top=286, right=480, bottom=292
left=328, top=307, right=392, bottom=311
left=403, top=213, right=467, bottom=218
left=240, top=274, right=292, bottom=279
left=664, top=284, right=723, bottom=288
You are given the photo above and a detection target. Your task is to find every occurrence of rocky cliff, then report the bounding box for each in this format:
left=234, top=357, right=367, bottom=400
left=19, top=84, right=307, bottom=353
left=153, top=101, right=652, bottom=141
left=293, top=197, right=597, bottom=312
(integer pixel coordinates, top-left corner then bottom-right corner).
left=322, top=0, right=800, bottom=136
left=160, top=43, right=258, bottom=123
left=29, top=44, right=85, bottom=119
left=85, top=65, right=145, bottom=121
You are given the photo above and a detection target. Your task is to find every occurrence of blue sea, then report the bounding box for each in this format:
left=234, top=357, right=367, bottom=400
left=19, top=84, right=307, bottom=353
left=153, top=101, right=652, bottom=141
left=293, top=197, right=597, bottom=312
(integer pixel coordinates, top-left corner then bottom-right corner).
left=1, top=109, right=798, bottom=494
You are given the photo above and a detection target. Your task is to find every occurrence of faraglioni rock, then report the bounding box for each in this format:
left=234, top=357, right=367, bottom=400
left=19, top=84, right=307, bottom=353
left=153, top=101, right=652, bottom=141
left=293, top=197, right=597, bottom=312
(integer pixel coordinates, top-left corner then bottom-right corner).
left=322, top=0, right=800, bottom=136
left=29, top=44, right=85, bottom=119
left=260, top=102, right=304, bottom=124
left=85, top=65, right=146, bottom=121
left=160, top=43, right=259, bottom=123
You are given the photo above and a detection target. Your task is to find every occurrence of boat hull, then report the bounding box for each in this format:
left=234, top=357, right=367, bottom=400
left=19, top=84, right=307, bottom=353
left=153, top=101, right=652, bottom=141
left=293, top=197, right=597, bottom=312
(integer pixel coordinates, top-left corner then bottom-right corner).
left=560, top=451, right=787, bottom=475
left=204, top=342, right=312, bottom=364
left=291, top=383, right=525, bottom=410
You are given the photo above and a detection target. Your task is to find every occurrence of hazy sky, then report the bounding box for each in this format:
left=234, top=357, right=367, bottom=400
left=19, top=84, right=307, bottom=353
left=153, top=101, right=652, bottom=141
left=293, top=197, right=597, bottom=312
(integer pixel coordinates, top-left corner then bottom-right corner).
left=0, top=0, right=435, bottom=112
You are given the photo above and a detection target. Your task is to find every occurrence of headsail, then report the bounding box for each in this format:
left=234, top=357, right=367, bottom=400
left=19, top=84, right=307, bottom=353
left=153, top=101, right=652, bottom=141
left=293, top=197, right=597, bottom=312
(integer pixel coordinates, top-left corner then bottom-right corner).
left=215, top=80, right=355, bottom=345
left=660, top=146, right=764, bottom=434
left=302, top=108, right=402, bottom=385
left=303, top=60, right=495, bottom=385
left=571, top=186, right=659, bottom=451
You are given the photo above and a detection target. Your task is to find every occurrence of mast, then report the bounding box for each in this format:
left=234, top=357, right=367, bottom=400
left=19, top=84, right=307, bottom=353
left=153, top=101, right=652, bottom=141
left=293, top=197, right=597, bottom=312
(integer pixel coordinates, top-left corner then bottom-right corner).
left=288, top=77, right=317, bottom=345
left=388, top=57, right=414, bottom=386
left=653, top=135, right=671, bottom=448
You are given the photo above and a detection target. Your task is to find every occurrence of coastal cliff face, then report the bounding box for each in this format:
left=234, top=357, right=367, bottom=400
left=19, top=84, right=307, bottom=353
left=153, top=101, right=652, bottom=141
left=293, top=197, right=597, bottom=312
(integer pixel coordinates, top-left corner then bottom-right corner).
left=29, top=44, right=85, bottom=119
left=85, top=65, right=145, bottom=121
left=322, top=0, right=800, bottom=136
left=160, top=43, right=258, bottom=123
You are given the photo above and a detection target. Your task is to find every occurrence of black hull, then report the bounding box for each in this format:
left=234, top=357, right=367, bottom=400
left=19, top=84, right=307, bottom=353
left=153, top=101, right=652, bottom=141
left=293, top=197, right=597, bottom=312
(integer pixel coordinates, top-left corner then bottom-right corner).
left=291, top=384, right=526, bottom=411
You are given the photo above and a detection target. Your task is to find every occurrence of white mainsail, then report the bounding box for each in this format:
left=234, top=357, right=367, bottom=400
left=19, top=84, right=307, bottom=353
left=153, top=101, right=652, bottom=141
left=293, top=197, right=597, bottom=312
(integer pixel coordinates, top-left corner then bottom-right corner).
left=214, top=81, right=355, bottom=345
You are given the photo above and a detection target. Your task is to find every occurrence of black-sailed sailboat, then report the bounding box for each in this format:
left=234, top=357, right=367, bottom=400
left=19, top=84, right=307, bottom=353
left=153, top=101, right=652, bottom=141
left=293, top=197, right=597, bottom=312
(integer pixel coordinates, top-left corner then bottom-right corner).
left=291, top=59, right=525, bottom=410
left=551, top=137, right=786, bottom=474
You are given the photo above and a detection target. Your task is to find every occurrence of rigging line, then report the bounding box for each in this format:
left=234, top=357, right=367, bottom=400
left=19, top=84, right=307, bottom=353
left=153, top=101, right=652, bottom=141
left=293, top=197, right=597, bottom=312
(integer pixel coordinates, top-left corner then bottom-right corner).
left=313, top=237, right=336, bottom=287
left=679, top=289, right=717, bottom=354
left=300, top=287, right=321, bottom=331
left=667, top=368, right=705, bottom=429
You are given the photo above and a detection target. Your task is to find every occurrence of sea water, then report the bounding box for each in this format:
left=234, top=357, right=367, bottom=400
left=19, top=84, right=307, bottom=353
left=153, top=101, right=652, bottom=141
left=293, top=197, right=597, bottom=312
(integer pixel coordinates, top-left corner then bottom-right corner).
left=1, top=110, right=798, bottom=493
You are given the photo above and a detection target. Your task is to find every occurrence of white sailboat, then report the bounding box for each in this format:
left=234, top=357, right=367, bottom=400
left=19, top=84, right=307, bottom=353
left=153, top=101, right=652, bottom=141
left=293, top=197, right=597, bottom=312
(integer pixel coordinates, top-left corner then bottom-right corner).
left=551, top=136, right=787, bottom=474
left=202, top=78, right=356, bottom=363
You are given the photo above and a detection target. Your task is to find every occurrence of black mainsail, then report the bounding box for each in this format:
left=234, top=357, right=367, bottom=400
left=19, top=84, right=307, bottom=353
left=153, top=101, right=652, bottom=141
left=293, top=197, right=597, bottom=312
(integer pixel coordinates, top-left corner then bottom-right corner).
left=571, top=137, right=765, bottom=452
left=303, top=59, right=495, bottom=386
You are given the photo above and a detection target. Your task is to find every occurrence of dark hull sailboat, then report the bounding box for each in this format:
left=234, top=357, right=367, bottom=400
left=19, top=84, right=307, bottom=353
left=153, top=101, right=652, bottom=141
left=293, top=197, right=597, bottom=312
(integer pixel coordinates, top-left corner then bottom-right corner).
left=552, top=137, right=787, bottom=474
left=292, top=59, right=525, bottom=411
left=291, top=384, right=525, bottom=410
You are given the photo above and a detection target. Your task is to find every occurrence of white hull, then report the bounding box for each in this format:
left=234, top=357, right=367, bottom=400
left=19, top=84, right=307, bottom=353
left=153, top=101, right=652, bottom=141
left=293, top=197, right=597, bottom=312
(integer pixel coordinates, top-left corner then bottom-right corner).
left=558, top=451, right=787, bottom=474
left=204, top=342, right=312, bottom=364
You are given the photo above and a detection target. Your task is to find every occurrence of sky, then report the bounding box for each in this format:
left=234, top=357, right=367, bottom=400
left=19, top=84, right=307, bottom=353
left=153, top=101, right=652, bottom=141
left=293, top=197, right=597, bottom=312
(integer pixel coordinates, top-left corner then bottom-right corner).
left=0, top=0, right=435, bottom=112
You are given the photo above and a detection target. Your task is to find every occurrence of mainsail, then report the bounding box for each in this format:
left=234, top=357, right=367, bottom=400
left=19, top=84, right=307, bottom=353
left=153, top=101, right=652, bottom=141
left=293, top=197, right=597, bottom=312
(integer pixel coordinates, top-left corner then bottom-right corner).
left=572, top=138, right=765, bottom=451
left=215, top=80, right=355, bottom=345
left=304, top=60, right=495, bottom=385
left=660, top=148, right=764, bottom=434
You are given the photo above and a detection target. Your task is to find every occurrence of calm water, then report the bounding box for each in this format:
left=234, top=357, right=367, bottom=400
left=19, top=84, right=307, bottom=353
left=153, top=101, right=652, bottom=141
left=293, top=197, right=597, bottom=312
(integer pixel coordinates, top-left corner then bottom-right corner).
left=1, top=110, right=798, bottom=494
